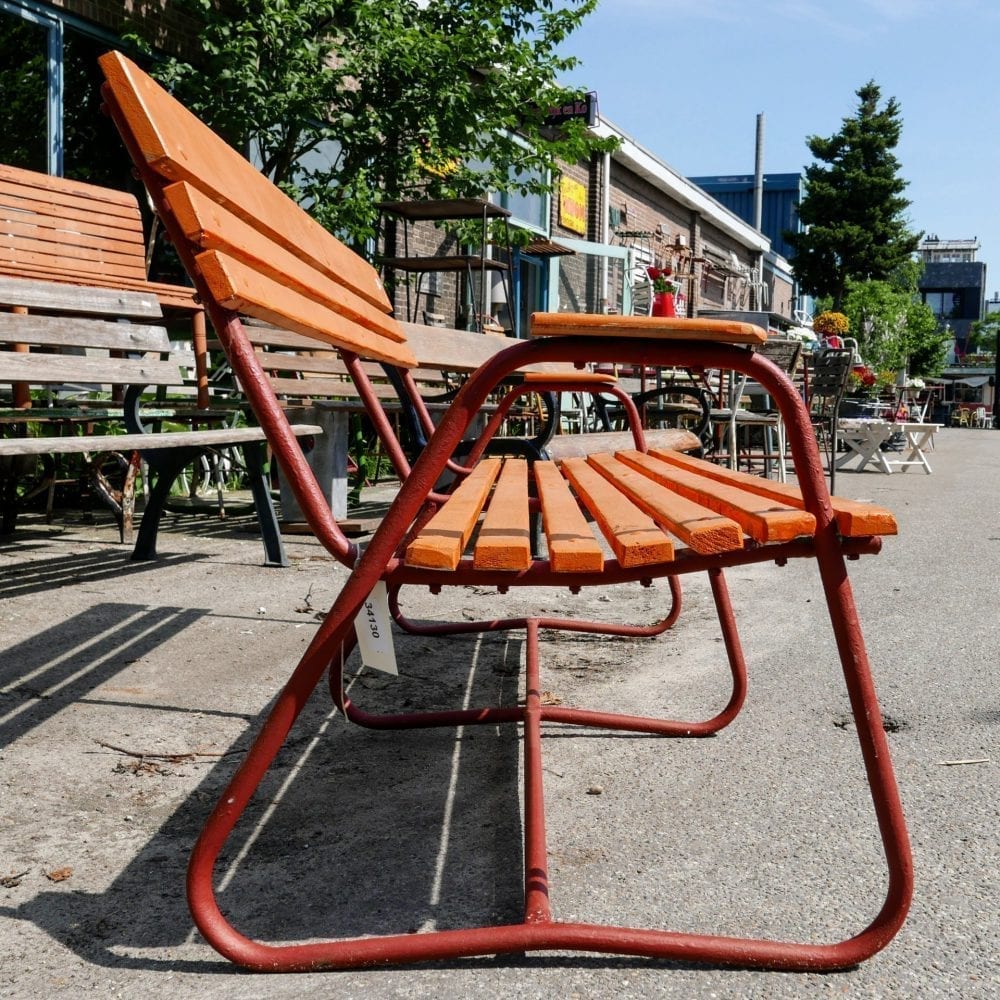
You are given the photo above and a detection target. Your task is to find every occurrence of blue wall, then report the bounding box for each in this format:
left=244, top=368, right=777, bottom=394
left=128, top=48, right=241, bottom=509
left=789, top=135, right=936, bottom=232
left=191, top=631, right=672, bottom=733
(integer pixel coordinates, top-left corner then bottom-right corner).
left=689, top=173, right=803, bottom=261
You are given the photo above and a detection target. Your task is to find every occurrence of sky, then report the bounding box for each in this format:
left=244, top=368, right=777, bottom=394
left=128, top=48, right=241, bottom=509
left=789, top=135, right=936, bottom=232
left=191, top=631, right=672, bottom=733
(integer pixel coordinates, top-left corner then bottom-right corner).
left=556, top=0, right=1000, bottom=297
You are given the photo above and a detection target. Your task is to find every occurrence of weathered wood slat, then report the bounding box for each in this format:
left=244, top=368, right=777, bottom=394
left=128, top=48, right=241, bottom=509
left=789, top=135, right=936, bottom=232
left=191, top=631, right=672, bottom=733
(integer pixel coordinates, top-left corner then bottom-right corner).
left=0, top=423, right=321, bottom=457
left=545, top=427, right=701, bottom=461
left=0, top=274, right=161, bottom=318
left=0, top=312, right=170, bottom=352
left=0, top=353, right=180, bottom=387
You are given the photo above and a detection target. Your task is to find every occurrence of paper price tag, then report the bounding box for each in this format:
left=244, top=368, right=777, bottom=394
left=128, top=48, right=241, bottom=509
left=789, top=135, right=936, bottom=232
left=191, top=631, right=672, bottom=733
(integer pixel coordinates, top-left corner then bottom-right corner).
left=353, top=581, right=397, bottom=675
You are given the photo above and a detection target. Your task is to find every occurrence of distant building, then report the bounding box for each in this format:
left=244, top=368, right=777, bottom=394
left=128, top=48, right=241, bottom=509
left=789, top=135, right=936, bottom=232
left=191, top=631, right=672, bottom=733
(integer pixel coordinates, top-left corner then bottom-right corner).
left=916, top=236, right=986, bottom=356
left=689, top=173, right=807, bottom=318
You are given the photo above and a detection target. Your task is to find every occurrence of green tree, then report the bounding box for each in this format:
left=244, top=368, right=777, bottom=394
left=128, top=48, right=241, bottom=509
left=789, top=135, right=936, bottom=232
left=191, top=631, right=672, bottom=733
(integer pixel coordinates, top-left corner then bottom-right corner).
left=836, top=263, right=949, bottom=378
left=127, top=0, right=613, bottom=248
left=786, top=81, right=921, bottom=310
left=967, top=313, right=1000, bottom=355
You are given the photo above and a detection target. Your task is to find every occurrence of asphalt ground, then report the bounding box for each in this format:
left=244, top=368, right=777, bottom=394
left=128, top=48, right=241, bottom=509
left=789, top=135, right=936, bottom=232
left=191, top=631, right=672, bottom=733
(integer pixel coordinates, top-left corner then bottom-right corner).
left=1, top=426, right=997, bottom=998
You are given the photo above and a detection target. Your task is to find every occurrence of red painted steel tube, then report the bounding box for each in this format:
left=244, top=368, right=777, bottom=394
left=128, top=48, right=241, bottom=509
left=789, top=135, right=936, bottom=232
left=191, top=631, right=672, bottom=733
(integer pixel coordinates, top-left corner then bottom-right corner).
left=522, top=620, right=552, bottom=924
left=182, top=334, right=910, bottom=973
left=385, top=575, right=683, bottom=638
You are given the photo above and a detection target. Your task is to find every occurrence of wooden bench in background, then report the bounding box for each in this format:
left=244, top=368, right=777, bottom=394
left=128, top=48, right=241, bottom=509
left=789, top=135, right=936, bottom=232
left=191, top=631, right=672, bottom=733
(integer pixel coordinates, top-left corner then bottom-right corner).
left=0, top=161, right=211, bottom=406
left=0, top=275, right=320, bottom=565
left=227, top=320, right=702, bottom=524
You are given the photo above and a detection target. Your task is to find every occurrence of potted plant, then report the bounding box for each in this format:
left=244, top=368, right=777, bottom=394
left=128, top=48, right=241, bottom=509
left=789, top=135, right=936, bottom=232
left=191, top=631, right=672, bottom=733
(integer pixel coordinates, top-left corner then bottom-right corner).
left=647, top=265, right=678, bottom=317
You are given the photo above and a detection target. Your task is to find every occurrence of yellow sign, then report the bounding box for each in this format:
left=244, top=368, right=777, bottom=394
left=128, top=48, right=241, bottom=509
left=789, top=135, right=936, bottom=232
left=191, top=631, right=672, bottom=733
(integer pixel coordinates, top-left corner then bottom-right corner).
left=559, top=176, right=587, bottom=235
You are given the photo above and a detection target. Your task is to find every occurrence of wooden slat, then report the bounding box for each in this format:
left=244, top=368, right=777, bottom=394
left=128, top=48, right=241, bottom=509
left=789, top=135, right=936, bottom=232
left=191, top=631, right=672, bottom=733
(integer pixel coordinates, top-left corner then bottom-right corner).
left=0, top=164, right=139, bottom=218
left=586, top=452, right=744, bottom=555
left=560, top=456, right=674, bottom=567
left=0, top=352, right=179, bottom=387
left=164, top=182, right=404, bottom=347
left=615, top=450, right=815, bottom=543
left=545, top=427, right=702, bottom=461
left=195, top=250, right=416, bottom=367
left=473, top=459, right=531, bottom=570
left=0, top=276, right=162, bottom=319
left=647, top=449, right=898, bottom=537
left=405, top=458, right=503, bottom=570
left=534, top=461, right=604, bottom=572
left=0, top=313, right=171, bottom=353
left=530, top=312, right=767, bottom=346
left=0, top=264, right=197, bottom=311
left=100, top=52, right=390, bottom=315
left=0, top=423, right=322, bottom=458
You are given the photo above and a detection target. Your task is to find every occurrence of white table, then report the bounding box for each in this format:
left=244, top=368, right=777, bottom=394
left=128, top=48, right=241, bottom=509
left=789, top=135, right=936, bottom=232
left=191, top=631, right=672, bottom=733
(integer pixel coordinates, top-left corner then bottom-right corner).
left=837, top=419, right=942, bottom=474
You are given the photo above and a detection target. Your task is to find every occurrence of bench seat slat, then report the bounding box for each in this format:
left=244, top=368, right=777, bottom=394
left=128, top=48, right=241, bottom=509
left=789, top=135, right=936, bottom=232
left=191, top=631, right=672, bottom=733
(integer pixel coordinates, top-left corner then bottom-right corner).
left=404, top=458, right=503, bottom=571
left=560, top=456, right=674, bottom=568
left=586, top=452, right=745, bottom=555
left=648, top=448, right=898, bottom=537
left=401, top=453, right=898, bottom=573
left=617, top=450, right=816, bottom=543
left=473, top=459, right=531, bottom=570
left=534, top=460, right=604, bottom=572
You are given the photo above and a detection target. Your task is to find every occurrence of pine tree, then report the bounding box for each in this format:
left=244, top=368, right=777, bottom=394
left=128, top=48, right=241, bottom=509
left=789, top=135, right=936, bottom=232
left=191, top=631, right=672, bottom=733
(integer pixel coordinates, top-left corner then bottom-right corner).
left=786, top=81, right=920, bottom=309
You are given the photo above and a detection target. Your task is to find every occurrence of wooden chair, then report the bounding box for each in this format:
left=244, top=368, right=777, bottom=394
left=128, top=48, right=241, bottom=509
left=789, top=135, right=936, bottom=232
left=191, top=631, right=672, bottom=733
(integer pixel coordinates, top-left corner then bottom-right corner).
left=99, top=51, right=912, bottom=974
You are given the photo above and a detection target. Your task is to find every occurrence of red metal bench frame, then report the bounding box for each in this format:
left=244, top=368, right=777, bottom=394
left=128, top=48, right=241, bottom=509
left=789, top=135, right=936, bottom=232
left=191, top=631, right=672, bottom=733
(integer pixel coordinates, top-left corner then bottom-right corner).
left=100, top=51, right=912, bottom=974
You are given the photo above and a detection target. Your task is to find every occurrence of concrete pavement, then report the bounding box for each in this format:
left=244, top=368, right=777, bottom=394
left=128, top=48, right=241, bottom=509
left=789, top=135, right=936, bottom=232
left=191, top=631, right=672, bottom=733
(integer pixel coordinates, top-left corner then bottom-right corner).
left=1, top=426, right=997, bottom=998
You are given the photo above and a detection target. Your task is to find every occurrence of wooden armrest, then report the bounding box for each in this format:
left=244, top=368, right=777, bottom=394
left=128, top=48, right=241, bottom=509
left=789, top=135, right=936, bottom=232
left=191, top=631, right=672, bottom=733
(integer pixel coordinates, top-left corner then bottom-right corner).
left=530, top=313, right=767, bottom=345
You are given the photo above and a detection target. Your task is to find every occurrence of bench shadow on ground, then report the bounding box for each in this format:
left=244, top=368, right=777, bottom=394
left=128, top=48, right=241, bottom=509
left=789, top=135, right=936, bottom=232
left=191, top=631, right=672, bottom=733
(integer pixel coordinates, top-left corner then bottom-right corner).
left=2, top=614, right=538, bottom=975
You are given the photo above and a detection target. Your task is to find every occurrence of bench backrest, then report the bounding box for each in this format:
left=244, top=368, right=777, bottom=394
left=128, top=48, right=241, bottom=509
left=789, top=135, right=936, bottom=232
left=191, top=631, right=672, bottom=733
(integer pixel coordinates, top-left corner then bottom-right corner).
left=0, top=276, right=190, bottom=402
left=0, top=163, right=149, bottom=290
left=99, top=51, right=413, bottom=369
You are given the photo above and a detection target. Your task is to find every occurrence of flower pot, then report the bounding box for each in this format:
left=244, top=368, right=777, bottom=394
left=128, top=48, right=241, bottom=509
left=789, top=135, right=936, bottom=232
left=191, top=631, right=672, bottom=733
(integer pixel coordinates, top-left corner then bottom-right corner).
left=652, top=291, right=676, bottom=317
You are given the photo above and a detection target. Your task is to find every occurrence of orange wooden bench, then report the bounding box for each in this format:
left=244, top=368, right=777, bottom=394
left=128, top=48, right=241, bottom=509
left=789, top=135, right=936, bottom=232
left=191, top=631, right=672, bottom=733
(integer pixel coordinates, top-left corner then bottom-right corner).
left=100, top=50, right=912, bottom=974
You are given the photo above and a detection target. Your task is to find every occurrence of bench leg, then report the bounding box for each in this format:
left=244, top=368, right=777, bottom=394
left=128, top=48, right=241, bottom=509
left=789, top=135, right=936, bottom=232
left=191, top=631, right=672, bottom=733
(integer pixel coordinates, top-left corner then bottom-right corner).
left=243, top=441, right=288, bottom=568
left=131, top=448, right=198, bottom=561
left=187, top=547, right=908, bottom=971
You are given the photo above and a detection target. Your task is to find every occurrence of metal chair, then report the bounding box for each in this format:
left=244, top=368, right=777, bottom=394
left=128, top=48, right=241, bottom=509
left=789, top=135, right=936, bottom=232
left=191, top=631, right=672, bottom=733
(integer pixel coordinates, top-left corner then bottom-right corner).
left=807, top=348, right=854, bottom=492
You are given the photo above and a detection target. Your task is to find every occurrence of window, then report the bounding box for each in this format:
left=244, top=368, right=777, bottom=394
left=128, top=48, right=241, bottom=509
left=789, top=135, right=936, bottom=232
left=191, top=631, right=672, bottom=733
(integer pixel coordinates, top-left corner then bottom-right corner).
left=0, top=3, right=132, bottom=185
left=0, top=5, right=53, bottom=172
left=924, top=291, right=962, bottom=320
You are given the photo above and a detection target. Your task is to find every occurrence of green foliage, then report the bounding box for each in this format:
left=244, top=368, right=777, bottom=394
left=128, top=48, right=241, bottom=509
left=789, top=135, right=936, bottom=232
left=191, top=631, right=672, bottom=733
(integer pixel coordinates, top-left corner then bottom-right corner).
left=835, top=264, right=949, bottom=377
left=786, top=81, right=921, bottom=309
left=126, top=0, right=615, bottom=250
left=968, top=313, right=1000, bottom=355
